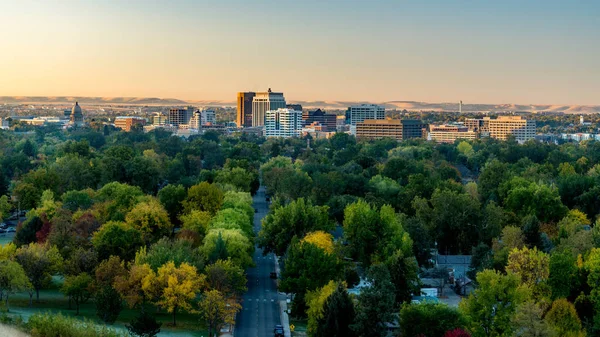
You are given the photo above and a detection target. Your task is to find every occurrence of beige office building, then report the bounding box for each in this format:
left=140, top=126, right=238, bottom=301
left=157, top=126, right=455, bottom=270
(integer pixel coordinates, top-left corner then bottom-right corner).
left=466, top=116, right=535, bottom=142
left=252, top=89, right=286, bottom=127
left=428, top=124, right=478, bottom=143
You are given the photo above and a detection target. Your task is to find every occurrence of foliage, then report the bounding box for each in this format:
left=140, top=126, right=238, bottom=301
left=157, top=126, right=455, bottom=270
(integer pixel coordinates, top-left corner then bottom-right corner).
left=351, top=264, right=396, bottom=337
left=259, top=198, right=333, bottom=256
left=126, top=311, right=162, bottom=337
left=113, top=263, right=154, bottom=309
left=61, top=272, right=94, bottom=315
left=306, top=280, right=337, bottom=335
left=399, top=302, right=466, bottom=337
left=198, top=289, right=241, bottom=337
left=202, top=229, right=253, bottom=268
left=314, top=282, right=356, bottom=337
left=0, top=260, right=32, bottom=311
left=95, top=285, right=123, bottom=324
left=92, top=221, right=143, bottom=261
left=135, top=238, right=204, bottom=272
left=301, top=231, right=335, bottom=254
left=125, top=198, right=172, bottom=243
left=14, top=243, right=63, bottom=302
left=182, top=182, right=224, bottom=215
left=506, top=246, right=550, bottom=287
left=205, top=259, right=247, bottom=297
left=511, top=301, right=554, bottom=337
left=545, top=299, right=584, bottom=336
left=459, top=269, right=530, bottom=337
left=28, top=312, right=129, bottom=337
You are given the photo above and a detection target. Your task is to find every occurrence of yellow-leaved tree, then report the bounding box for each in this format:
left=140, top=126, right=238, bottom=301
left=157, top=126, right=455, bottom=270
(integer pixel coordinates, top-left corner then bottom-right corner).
left=305, top=280, right=338, bottom=335
left=149, top=261, right=205, bottom=326
left=198, top=289, right=241, bottom=337
left=114, top=262, right=155, bottom=310
left=506, top=246, right=549, bottom=288
left=301, top=231, right=334, bottom=254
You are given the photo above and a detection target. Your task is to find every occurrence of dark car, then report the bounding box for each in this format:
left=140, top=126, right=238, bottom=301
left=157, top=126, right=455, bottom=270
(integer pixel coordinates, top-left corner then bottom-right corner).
left=274, top=325, right=284, bottom=337
left=270, top=272, right=277, bottom=279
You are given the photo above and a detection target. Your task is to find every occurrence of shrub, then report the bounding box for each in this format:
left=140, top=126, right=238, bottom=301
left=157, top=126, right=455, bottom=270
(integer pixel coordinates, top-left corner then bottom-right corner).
left=27, top=313, right=129, bottom=337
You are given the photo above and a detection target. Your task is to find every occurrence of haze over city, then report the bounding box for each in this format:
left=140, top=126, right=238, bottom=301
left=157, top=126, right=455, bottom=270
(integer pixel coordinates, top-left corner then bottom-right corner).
left=1, top=0, right=599, bottom=105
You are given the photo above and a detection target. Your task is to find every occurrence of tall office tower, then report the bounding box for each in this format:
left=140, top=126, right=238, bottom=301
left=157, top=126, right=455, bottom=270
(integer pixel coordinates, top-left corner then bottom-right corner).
left=237, top=92, right=255, bottom=127
left=265, top=108, right=302, bottom=138
left=201, top=108, right=216, bottom=125
left=252, top=88, right=286, bottom=127
left=168, top=107, right=194, bottom=127
left=286, top=104, right=303, bottom=112
left=349, top=104, right=385, bottom=126
left=302, top=109, right=337, bottom=131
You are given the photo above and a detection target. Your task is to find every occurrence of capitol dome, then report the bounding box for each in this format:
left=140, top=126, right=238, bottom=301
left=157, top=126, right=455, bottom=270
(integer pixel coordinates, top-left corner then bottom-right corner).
left=69, top=101, right=84, bottom=126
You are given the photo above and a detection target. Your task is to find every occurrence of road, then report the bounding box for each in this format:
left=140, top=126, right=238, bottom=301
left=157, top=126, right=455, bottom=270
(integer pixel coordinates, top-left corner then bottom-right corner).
left=235, top=187, right=281, bottom=337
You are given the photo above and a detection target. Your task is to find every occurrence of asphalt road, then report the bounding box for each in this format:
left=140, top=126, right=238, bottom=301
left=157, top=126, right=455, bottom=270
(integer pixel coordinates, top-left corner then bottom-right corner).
left=235, top=187, right=281, bottom=337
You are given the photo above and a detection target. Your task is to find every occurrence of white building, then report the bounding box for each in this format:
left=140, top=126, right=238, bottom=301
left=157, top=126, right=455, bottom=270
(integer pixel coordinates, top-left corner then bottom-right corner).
left=188, top=110, right=202, bottom=130
left=252, top=89, right=286, bottom=127
left=265, top=108, right=302, bottom=138
left=488, top=116, right=536, bottom=143
left=349, top=104, right=385, bottom=126
left=201, top=108, right=216, bottom=125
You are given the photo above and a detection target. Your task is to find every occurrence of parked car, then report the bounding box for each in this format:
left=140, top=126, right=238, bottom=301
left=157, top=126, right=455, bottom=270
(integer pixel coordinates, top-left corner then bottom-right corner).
left=7, top=227, right=16, bottom=233
left=0, top=228, right=6, bottom=234
left=0, top=223, right=7, bottom=229
left=274, top=325, right=284, bottom=337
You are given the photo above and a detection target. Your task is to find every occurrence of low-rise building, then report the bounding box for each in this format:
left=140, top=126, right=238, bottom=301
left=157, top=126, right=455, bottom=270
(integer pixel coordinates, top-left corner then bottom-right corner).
left=428, top=124, right=478, bottom=143
left=356, top=119, right=427, bottom=140
left=115, top=116, right=146, bottom=132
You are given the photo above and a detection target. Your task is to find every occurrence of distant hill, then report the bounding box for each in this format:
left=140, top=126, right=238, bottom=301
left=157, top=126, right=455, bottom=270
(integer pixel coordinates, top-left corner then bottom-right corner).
left=0, top=96, right=188, bottom=105
left=1, top=96, right=599, bottom=113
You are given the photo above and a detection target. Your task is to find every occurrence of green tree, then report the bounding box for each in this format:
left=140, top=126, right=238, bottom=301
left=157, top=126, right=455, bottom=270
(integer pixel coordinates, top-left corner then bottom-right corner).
left=92, top=221, right=143, bottom=261
left=61, top=272, right=94, bottom=315
left=548, top=251, right=578, bottom=300
left=202, top=229, right=253, bottom=268
left=351, top=264, right=396, bottom=337
left=0, top=260, right=32, bottom=311
left=545, top=299, right=584, bottom=337
left=315, top=283, right=356, bottom=337
left=95, top=285, right=123, bottom=324
left=399, top=302, right=466, bottom=337
left=125, top=198, right=172, bottom=243
left=306, top=281, right=337, bottom=336
left=0, top=195, right=11, bottom=220
left=14, top=243, right=63, bottom=303
left=459, top=269, right=530, bottom=337
left=259, top=198, right=333, bottom=256
left=214, top=167, right=254, bottom=192
left=157, top=184, right=186, bottom=225
left=511, top=301, right=554, bottom=337
left=135, top=238, right=204, bottom=272
left=182, top=182, right=224, bottom=215
left=205, top=259, right=247, bottom=298
left=478, top=159, right=510, bottom=202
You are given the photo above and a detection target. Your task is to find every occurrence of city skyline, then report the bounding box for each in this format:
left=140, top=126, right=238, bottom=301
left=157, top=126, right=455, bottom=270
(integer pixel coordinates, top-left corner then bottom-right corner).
left=1, top=1, right=599, bottom=105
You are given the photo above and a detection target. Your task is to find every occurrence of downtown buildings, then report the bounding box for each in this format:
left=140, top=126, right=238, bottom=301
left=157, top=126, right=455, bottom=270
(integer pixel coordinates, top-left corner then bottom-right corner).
left=265, top=108, right=302, bottom=138
left=355, top=119, right=427, bottom=141
left=236, top=89, right=287, bottom=128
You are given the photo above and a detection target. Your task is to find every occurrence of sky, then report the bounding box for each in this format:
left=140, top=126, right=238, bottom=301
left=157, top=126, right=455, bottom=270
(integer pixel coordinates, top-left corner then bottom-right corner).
left=0, top=0, right=599, bottom=105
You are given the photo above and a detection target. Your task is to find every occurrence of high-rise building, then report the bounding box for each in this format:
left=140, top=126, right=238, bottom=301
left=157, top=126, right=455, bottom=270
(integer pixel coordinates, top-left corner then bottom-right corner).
left=302, top=109, right=337, bottom=132
left=115, top=116, right=146, bottom=132
left=201, top=108, right=216, bottom=125
left=168, top=107, right=194, bottom=127
left=236, top=92, right=255, bottom=128
left=252, top=89, right=286, bottom=127
left=349, top=104, right=385, bottom=126
left=265, top=108, right=302, bottom=138
left=69, top=102, right=84, bottom=127
left=356, top=119, right=427, bottom=141
left=286, top=104, right=303, bottom=112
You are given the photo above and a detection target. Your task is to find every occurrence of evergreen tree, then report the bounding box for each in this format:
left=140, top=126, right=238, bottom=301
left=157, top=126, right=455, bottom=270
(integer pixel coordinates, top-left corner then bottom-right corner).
left=126, top=311, right=162, bottom=337
left=316, top=283, right=356, bottom=337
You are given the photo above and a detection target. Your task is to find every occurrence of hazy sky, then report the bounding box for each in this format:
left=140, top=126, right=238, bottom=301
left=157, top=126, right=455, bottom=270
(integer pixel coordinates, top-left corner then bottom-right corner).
left=1, top=0, right=599, bottom=104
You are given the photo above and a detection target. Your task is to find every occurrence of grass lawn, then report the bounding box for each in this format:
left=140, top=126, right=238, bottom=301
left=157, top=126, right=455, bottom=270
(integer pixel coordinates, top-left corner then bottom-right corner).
left=4, top=278, right=209, bottom=337
left=290, top=319, right=307, bottom=337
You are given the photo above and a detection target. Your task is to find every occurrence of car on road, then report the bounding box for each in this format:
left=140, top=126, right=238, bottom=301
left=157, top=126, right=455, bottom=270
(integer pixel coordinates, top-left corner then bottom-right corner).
left=0, top=223, right=7, bottom=229
left=270, top=272, right=277, bottom=279
left=7, top=227, right=16, bottom=233
left=274, top=325, right=284, bottom=337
